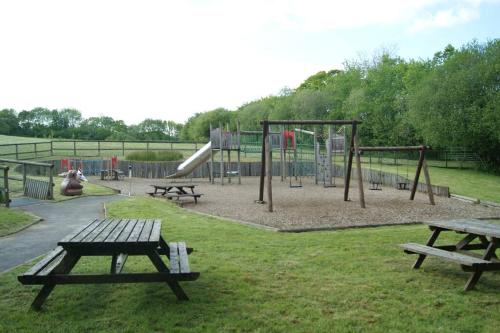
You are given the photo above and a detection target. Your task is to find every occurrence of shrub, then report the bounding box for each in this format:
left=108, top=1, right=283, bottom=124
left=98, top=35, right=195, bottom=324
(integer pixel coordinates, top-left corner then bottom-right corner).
left=125, top=151, right=183, bottom=161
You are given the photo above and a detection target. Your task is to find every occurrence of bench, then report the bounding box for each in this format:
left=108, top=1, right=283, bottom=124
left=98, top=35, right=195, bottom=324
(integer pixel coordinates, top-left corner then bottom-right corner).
left=166, top=193, right=203, bottom=204
left=100, top=169, right=124, bottom=181
left=18, top=219, right=200, bottom=310
left=400, top=243, right=497, bottom=271
left=18, top=246, right=69, bottom=286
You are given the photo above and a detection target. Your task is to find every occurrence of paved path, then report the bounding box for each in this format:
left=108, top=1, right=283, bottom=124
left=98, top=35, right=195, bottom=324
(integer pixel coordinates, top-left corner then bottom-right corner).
left=0, top=195, right=124, bottom=273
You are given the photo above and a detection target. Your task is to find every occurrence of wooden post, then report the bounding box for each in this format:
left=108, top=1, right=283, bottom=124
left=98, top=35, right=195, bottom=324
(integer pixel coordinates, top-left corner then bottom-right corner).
left=266, top=127, right=273, bottom=212
left=410, top=148, right=425, bottom=200
left=422, top=159, right=435, bottom=205
left=353, top=132, right=365, bottom=208
left=219, top=122, right=224, bottom=185
left=257, top=121, right=268, bottom=203
left=314, top=130, right=318, bottom=185
left=48, top=164, right=54, bottom=200
left=344, top=122, right=356, bottom=201
left=146, top=142, right=149, bottom=153
left=280, top=125, right=285, bottom=181
left=2, top=166, right=9, bottom=207
left=228, top=149, right=231, bottom=184
left=15, top=144, right=19, bottom=160
left=74, top=141, right=77, bottom=156
left=22, top=163, right=27, bottom=187
left=237, top=119, right=241, bottom=185
left=34, top=143, right=38, bottom=159
left=122, top=141, right=125, bottom=156
left=50, top=141, right=53, bottom=157
left=210, top=124, right=214, bottom=184
left=328, top=125, right=333, bottom=186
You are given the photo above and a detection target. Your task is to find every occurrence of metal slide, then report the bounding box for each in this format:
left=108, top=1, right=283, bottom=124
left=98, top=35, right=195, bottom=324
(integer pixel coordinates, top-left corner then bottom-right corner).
left=166, top=142, right=212, bottom=178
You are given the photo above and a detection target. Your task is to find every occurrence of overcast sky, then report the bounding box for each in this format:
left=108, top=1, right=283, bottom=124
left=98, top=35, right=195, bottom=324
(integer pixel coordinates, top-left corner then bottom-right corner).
left=1, top=0, right=499, bottom=125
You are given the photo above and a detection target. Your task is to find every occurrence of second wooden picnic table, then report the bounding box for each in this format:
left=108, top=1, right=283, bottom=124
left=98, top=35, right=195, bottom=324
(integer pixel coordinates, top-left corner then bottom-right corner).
left=149, top=184, right=202, bottom=204
left=401, top=218, right=500, bottom=291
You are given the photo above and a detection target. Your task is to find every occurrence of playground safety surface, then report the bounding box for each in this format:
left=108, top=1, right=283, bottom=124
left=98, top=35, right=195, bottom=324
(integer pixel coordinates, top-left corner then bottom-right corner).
left=90, top=177, right=500, bottom=231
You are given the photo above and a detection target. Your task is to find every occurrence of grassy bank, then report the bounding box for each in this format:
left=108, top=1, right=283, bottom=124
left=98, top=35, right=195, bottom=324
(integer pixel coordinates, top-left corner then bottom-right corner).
left=0, top=208, right=39, bottom=237
left=0, top=197, right=498, bottom=332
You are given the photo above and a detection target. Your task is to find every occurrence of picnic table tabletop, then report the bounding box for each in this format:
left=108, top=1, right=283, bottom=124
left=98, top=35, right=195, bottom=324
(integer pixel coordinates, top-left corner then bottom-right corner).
left=424, top=218, right=500, bottom=238
left=58, top=218, right=162, bottom=254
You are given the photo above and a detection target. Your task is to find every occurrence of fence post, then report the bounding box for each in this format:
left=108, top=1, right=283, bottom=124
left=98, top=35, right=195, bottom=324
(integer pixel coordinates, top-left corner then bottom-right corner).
left=73, top=141, right=77, bottom=156
left=147, top=142, right=150, bottom=153
left=15, top=144, right=19, bottom=160
left=2, top=167, right=9, bottom=207
left=50, top=141, right=54, bottom=157
left=22, top=163, right=27, bottom=189
left=97, top=141, right=100, bottom=156
left=445, top=150, right=447, bottom=168
left=122, top=141, right=125, bottom=156
left=34, top=143, right=38, bottom=159
left=48, top=164, right=54, bottom=200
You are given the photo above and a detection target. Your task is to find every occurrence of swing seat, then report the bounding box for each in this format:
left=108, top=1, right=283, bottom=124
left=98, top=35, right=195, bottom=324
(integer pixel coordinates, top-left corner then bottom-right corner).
left=289, top=184, right=303, bottom=188
left=369, top=181, right=382, bottom=190
left=397, top=182, right=410, bottom=190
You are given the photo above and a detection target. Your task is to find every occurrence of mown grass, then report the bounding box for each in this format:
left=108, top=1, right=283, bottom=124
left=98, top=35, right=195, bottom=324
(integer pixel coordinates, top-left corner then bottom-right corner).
left=0, top=207, right=39, bottom=237
left=0, top=197, right=499, bottom=332
left=125, top=150, right=183, bottom=161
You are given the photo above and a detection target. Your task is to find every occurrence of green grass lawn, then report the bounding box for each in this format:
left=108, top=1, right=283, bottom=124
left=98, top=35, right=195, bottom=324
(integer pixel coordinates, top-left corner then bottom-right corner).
left=0, top=207, right=39, bottom=237
left=0, top=197, right=498, bottom=332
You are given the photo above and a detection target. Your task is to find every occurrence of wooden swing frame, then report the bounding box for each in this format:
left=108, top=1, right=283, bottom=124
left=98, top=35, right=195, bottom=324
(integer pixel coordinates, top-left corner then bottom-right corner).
left=358, top=145, right=435, bottom=205
left=257, top=120, right=363, bottom=212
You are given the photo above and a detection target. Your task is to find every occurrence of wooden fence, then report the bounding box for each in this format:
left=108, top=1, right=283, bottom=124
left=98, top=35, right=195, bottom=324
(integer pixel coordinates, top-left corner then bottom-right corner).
left=49, top=159, right=449, bottom=197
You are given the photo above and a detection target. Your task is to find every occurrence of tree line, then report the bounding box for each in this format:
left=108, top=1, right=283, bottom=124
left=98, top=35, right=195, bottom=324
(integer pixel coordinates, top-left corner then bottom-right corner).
left=0, top=108, right=183, bottom=141
left=181, top=40, right=500, bottom=171
left=1, top=39, right=498, bottom=171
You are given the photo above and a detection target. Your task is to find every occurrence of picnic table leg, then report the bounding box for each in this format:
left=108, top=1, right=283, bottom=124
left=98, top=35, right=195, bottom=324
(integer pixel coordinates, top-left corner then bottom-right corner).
left=464, top=238, right=498, bottom=291
left=413, top=228, right=442, bottom=269
left=147, top=251, right=189, bottom=301
left=31, top=253, right=81, bottom=310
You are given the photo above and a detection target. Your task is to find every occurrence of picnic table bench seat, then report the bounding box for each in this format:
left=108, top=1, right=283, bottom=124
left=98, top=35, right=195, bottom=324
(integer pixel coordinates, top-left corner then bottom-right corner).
left=401, top=243, right=499, bottom=271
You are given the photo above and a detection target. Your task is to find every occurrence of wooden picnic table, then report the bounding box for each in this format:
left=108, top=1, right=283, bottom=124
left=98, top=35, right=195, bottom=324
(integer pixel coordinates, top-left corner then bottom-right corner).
left=401, top=218, right=500, bottom=291
left=18, top=218, right=200, bottom=310
left=148, top=184, right=202, bottom=204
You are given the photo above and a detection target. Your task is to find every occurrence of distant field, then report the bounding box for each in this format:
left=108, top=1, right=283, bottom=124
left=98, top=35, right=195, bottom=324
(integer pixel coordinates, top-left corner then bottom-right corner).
left=0, top=135, right=50, bottom=145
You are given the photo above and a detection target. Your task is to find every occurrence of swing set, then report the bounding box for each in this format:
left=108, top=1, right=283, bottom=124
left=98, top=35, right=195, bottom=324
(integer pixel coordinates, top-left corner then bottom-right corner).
left=359, top=145, right=435, bottom=205
left=258, top=119, right=362, bottom=212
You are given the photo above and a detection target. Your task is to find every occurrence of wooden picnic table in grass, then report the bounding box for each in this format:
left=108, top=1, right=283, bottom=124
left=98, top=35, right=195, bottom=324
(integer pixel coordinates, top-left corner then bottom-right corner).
left=18, top=218, right=200, bottom=310
left=148, top=184, right=203, bottom=204
left=401, top=218, right=500, bottom=291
